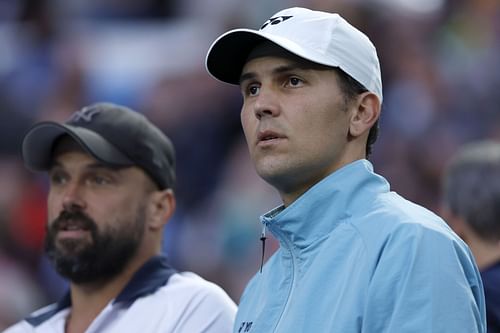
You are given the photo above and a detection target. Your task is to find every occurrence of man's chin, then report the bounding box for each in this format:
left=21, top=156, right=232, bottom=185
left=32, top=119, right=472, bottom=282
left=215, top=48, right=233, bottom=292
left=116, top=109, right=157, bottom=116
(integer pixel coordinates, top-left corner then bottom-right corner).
left=49, top=250, right=100, bottom=283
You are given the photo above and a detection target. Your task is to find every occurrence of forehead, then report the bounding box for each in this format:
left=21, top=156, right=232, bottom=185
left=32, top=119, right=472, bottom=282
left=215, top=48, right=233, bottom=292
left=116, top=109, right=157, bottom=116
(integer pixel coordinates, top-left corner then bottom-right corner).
left=240, top=43, right=334, bottom=81
left=51, top=135, right=89, bottom=162
left=240, top=54, right=337, bottom=87
left=50, top=136, right=111, bottom=170
left=50, top=135, right=158, bottom=187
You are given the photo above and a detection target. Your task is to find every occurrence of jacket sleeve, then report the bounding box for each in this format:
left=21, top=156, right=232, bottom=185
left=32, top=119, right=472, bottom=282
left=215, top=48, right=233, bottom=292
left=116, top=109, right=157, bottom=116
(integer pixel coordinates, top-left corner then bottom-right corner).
left=362, top=222, right=486, bottom=333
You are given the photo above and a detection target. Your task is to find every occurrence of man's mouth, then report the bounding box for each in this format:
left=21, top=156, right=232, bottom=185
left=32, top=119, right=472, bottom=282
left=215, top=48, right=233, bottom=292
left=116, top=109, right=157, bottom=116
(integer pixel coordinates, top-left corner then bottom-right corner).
left=56, top=220, right=90, bottom=231
left=257, top=130, right=285, bottom=143
left=261, top=135, right=278, bottom=141
left=60, top=225, right=87, bottom=232
left=56, top=224, right=91, bottom=241
left=51, top=215, right=94, bottom=240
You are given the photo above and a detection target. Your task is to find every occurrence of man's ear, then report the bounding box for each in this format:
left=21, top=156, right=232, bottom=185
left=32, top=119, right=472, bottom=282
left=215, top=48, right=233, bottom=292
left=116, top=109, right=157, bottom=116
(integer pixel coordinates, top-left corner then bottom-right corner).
left=349, top=92, right=381, bottom=138
left=147, top=189, right=176, bottom=230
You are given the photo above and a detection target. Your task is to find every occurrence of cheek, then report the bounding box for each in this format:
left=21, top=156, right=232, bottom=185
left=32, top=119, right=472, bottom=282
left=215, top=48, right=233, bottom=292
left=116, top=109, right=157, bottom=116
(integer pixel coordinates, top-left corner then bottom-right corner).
left=106, top=194, right=143, bottom=218
left=47, top=192, right=61, bottom=220
left=299, top=104, right=349, bottom=147
left=240, top=108, right=256, bottom=139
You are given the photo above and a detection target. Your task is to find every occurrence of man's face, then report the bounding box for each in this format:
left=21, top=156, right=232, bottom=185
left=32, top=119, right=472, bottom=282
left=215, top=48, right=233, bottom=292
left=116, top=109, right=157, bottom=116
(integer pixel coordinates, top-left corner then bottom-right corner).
left=240, top=54, right=357, bottom=205
left=45, top=138, right=154, bottom=284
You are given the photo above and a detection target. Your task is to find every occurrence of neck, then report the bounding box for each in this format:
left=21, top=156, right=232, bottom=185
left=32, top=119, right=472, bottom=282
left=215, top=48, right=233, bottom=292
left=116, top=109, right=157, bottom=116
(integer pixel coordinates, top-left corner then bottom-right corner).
left=65, top=254, right=151, bottom=333
left=278, top=158, right=365, bottom=207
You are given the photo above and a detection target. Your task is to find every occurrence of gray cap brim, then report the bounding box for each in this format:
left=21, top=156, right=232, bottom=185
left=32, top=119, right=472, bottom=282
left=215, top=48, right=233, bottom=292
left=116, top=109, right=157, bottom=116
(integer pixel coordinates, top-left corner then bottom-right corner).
left=22, top=122, right=133, bottom=171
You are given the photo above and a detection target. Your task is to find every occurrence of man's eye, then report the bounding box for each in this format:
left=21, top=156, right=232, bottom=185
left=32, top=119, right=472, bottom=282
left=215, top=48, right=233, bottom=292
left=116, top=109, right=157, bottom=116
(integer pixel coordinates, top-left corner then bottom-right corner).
left=248, top=85, right=260, bottom=96
left=50, top=173, right=67, bottom=185
left=288, top=77, right=303, bottom=86
left=90, top=175, right=111, bottom=185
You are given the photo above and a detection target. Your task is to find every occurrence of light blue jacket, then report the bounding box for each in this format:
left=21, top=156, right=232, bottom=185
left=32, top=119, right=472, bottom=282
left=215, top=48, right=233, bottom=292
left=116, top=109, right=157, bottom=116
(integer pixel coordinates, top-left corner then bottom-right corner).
left=234, top=160, right=486, bottom=333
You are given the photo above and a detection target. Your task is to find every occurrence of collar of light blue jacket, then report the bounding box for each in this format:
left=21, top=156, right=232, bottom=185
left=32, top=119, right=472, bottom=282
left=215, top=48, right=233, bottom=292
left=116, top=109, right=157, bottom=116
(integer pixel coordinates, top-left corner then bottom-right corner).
left=260, top=159, right=390, bottom=249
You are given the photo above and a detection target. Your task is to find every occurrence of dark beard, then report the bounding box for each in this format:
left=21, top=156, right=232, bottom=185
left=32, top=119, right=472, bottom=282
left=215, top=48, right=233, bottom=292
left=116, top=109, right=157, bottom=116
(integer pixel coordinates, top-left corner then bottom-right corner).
left=44, top=208, right=145, bottom=284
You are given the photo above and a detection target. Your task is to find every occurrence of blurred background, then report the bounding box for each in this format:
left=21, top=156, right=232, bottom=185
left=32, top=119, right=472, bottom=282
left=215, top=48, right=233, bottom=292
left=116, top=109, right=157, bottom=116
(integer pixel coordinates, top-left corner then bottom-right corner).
left=0, top=0, right=499, bottom=329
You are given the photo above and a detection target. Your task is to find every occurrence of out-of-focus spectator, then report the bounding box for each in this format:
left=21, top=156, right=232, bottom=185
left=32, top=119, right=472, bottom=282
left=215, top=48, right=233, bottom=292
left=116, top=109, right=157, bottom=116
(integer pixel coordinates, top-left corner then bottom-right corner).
left=441, top=140, right=500, bottom=333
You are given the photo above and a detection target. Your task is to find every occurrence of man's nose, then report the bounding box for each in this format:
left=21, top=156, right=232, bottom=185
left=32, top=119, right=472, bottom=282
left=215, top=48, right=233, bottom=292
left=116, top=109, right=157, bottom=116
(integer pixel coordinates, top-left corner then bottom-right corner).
left=61, top=182, right=86, bottom=211
left=253, top=88, right=280, bottom=120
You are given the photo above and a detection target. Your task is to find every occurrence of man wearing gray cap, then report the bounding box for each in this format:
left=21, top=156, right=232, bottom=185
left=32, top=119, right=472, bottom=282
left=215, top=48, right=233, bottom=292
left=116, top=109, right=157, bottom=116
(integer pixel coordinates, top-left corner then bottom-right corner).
left=4, top=103, right=236, bottom=333
left=206, top=7, right=486, bottom=333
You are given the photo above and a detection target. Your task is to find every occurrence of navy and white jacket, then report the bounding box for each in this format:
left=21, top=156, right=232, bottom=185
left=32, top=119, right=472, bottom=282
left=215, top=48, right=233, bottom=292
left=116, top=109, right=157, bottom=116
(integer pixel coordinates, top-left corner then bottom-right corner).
left=5, top=256, right=236, bottom=333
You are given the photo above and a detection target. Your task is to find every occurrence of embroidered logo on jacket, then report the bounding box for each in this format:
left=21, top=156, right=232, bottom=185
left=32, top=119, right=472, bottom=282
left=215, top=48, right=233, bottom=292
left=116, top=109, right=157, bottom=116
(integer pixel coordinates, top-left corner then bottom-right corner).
left=238, top=321, right=253, bottom=332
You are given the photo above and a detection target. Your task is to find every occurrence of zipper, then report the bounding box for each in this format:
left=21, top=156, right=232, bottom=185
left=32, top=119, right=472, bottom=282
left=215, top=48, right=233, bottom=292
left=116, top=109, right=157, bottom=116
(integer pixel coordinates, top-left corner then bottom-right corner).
left=260, top=224, right=267, bottom=273
left=266, top=222, right=297, bottom=333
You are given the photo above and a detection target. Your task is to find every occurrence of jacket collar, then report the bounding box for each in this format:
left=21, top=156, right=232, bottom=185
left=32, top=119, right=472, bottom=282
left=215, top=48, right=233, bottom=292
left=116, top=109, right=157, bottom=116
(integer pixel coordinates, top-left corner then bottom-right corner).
left=261, top=159, right=389, bottom=249
left=26, top=255, right=176, bottom=327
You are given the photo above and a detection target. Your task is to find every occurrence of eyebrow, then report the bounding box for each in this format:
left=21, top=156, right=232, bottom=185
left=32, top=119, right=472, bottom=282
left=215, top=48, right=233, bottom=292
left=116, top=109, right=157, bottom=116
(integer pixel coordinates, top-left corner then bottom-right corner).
left=239, top=61, right=331, bottom=85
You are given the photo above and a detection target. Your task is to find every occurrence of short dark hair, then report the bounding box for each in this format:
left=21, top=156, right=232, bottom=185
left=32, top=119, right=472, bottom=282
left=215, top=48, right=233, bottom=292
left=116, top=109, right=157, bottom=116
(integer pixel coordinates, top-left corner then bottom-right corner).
left=443, top=140, right=500, bottom=242
left=334, top=68, right=379, bottom=158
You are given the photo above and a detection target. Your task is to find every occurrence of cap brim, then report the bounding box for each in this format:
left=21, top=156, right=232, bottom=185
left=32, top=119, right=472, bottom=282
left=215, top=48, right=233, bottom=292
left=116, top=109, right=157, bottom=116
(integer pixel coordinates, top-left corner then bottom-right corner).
left=22, top=122, right=133, bottom=171
left=206, top=28, right=339, bottom=85
left=206, top=29, right=267, bottom=85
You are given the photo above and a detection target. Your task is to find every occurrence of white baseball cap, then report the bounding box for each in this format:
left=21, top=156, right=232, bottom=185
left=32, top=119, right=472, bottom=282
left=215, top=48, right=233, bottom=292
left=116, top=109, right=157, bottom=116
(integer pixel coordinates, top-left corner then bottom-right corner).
left=206, top=7, right=383, bottom=102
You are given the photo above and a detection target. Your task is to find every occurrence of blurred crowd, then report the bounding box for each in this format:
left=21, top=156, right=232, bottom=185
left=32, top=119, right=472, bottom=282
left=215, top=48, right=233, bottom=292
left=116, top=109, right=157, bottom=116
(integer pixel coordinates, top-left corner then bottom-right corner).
left=0, top=0, right=499, bottom=329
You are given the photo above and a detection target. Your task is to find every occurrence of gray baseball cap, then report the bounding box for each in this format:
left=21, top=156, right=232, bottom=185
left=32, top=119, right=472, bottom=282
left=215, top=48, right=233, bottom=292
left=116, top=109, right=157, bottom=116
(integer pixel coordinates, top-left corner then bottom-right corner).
left=22, top=102, right=176, bottom=189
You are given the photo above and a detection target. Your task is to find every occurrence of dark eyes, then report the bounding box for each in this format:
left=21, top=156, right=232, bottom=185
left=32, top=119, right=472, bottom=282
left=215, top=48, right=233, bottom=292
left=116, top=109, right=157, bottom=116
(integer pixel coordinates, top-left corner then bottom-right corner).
left=288, top=77, right=303, bottom=86
left=89, top=175, right=111, bottom=185
left=243, top=76, right=304, bottom=97
left=48, top=172, right=113, bottom=186
left=248, top=85, right=260, bottom=96
left=50, top=172, right=68, bottom=185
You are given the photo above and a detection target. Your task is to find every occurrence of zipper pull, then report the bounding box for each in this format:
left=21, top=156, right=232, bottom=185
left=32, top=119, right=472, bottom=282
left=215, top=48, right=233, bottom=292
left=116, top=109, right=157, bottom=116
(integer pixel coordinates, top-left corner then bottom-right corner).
left=259, top=225, right=267, bottom=273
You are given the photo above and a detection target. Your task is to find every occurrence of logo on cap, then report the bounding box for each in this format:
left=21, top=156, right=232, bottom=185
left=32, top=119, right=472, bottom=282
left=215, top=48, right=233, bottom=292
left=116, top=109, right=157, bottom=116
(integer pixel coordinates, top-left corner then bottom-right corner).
left=68, top=106, right=102, bottom=123
left=260, top=15, right=292, bottom=30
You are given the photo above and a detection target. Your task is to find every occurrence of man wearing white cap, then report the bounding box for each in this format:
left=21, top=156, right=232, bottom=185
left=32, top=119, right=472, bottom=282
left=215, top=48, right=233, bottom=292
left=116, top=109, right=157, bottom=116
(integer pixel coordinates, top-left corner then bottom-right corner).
left=206, top=7, right=486, bottom=333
